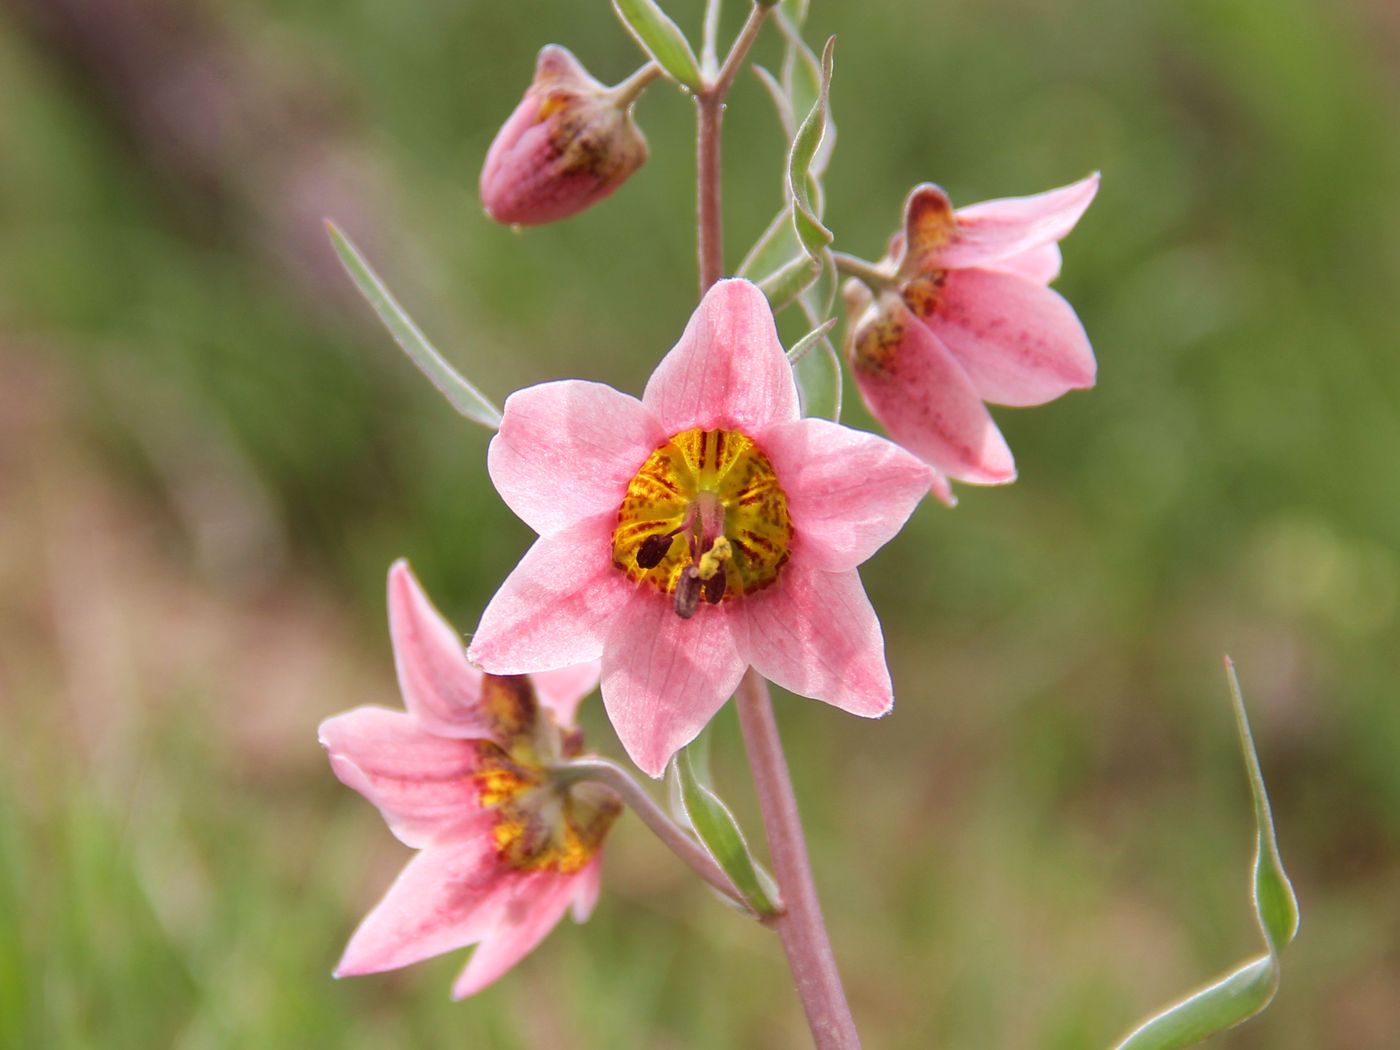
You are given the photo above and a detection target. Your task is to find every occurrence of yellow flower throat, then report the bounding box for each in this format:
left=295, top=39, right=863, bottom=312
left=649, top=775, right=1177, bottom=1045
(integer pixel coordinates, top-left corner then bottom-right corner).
left=612, top=428, right=793, bottom=617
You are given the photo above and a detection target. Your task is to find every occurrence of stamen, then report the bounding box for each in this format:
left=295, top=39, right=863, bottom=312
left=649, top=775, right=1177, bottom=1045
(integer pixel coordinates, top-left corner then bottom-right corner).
left=702, top=570, right=726, bottom=606
left=635, top=532, right=675, bottom=569
left=696, top=536, right=732, bottom=581
left=674, top=566, right=701, bottom=619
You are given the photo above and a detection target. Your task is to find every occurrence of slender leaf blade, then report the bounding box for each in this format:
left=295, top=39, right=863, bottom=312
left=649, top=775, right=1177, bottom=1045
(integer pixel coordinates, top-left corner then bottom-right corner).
left=612, top=0, right=703, bottom=90
left=1111, top=659, right=1298, bottom=1050
left=677, top=747, right=780, bottom=916
left=325, top=221, right=502, bottom=429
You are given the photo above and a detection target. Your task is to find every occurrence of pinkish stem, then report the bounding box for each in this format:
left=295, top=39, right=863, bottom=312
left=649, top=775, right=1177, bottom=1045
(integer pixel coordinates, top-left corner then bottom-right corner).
left=695, top=2, right=771, bottom=293
left=736, top=670, right=862, bottom=1049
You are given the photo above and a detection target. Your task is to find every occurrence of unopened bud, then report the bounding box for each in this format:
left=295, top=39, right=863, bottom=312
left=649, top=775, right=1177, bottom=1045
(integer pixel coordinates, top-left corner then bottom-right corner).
left=480, top=45, right=649, bottom=226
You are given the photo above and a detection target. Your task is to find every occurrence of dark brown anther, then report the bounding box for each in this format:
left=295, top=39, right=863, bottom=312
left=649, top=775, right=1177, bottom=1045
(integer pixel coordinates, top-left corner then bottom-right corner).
left=702, top=569, right=726, bottom=605
left=673, top=566, right=701, bottom=619
left=636, top=533, right=674, bottom=569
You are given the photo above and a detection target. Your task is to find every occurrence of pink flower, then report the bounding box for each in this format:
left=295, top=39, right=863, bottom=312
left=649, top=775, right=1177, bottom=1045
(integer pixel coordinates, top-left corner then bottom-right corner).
left=845, top=174, right=1100, bottom=503
left=480, top=45, right=648, bottom=226
left=468, top=279, right=932, bottom=777
left=320, top=560, right=618, bottom=998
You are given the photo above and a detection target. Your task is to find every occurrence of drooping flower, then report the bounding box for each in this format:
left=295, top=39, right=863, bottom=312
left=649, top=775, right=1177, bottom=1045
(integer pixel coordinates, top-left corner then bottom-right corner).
left=468, top=279, right=933, bottom=777
left=480, top=45, right=649, bottom=226
left=845, top=174, right=1100, bottom=503
left=320, top=560, right=618, bottom=998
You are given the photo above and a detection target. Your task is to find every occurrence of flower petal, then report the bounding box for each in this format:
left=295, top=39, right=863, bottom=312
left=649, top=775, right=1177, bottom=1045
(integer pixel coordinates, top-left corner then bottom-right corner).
left=759, top=417, right=930, bottom=572
left=921, top=268, right=1096, bottom=407
left=386, top=560, right=498, bottom=740
left=601, top=591, right=748, bottom=777
left=740, top=564, right=892, bottom=717
left=933, top=173, right=1100, bottom=271
left=319, top=707, right=483, bottom=848
left=489, top=381, right=663, bottom=537
left=451, top=870, right=578, bottom=998
left=570, top=856, right=603, bottom=923
left=469, top=514, right=634, bottom=675
left=530, top=661, right=602, bottom=728
left=643, top=279, right=799, bottom=435
left=849, top=295, right=1016, bottom=485
left=986, top=242, right=1062, bottom=285
left=335, top=814, right=506, bottom=976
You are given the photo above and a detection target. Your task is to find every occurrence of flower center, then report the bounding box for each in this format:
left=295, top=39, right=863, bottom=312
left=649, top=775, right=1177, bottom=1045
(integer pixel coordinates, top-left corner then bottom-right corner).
left=470, top=674, right=620, bottom=873
left=612, top=428, right=793, bottom=616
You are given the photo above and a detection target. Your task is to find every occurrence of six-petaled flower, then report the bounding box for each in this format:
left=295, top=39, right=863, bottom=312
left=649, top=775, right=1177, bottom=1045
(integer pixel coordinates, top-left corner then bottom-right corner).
left=320, top=560, right=618, bottom=998
left=467, top=279, right=933, bottom=777
left=845, top=174, right=1100, bottom=503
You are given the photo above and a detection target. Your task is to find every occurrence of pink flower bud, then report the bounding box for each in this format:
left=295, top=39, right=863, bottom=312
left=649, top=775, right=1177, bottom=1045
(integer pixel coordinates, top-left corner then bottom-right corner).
left=480, top=46, right=649, bottom=226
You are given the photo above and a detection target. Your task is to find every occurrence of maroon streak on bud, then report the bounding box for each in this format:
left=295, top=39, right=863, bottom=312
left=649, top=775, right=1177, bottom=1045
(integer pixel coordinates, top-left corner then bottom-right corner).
left=480, top=45, right=651, bottom=226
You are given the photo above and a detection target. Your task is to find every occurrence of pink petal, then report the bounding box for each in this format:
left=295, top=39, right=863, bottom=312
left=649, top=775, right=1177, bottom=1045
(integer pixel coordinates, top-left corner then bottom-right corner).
left=849, top=295, right=1016, bottom=485
left=987, top=242, right=1062, bottom=285
left=739, top=564, right=893, bottom=718
left=643, top=279, right=799, bottom=435
left=319, top=707, right=483, bottom=848
left=929, top=470, right=958, bottom=508
left=601, top=591, right=748, bottom=777
left=920, top=268, right=1096, bottom=407
left=488, top=381, right=663, bottom=537
left=933, top=173, right=1100, bottom=271
left=530, top=661, right=602, bottom=728
left=469, top=513, right=634, bottom=675
left=335, top=814, right=507, bottom=976
left=758, top=417, right=931, bottom=572
left=570, top=856, right=603, bottom=923
left=387, top=560, right=496, bottom=741
left=451, top=870, right=578, bottom=998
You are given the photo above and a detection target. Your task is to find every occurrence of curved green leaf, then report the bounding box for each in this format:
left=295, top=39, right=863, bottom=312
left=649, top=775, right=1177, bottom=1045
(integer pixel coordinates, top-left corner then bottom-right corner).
left=784, top=36, right=835, bottom=261
left=612, top=0, right=702, bottom=90
left=1110, top=658, right=1299, bottom=1050
left=325, top=221, right=502, bottom=429
left=676, top=746, right=780, bottom=917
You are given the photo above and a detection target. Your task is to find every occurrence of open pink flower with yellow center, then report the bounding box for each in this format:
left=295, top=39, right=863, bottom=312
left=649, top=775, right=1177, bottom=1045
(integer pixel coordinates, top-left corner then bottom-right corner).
left=320, top=560, right=618, bottom=998
left=468, top=279, right=932, bottom=777
left=845, top=174, right=1100, bottom=504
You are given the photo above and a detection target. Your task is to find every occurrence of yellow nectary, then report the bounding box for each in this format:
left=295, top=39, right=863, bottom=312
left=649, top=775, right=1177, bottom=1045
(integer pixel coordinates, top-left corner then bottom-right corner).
left=612, top=428, right=794, bottom=602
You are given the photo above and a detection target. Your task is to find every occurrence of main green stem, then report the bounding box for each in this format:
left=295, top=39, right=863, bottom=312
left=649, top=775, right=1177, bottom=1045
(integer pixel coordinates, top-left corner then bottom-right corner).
left=737, top=671, right=862, bottom=1050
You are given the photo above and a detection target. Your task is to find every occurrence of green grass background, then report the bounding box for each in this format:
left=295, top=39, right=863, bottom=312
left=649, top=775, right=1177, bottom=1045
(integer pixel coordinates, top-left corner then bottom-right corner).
left=2, top=0, right=1398, bottom=1046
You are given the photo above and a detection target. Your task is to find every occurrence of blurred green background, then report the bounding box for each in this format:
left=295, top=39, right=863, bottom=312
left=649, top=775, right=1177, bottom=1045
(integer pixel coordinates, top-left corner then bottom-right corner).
left=2, top=0, right=1398, bottom=1046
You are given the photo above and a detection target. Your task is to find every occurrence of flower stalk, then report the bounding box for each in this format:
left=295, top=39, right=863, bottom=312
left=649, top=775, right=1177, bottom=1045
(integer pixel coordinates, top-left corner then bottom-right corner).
left=737, top=670, right=861, bottom=1049
left=553, top=757, right=756, bottom=911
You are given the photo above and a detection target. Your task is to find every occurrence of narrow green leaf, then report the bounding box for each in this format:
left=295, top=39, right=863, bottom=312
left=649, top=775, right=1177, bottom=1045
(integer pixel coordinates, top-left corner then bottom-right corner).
left=677, top=747, right=780, bottom=917
left=737, top=207, right=800, bottom=283
left=785, top=317, right=838, bottom=364
left=776, top=14, right=836, bottom=177
left=758, top=254, right=821, bottom=310
left=779, top=0, right=808, bottom=28
left=1111, top=659, right=1299, bottom=1050
left=791, top=297, right=841, bottom=420
left=784, top=37, right=834, bottom=272
left=752, top=64, right=796, bottom=143
left=325, top=221, right=502, bottom=429
left=612, top=0, right=703, bottom=90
